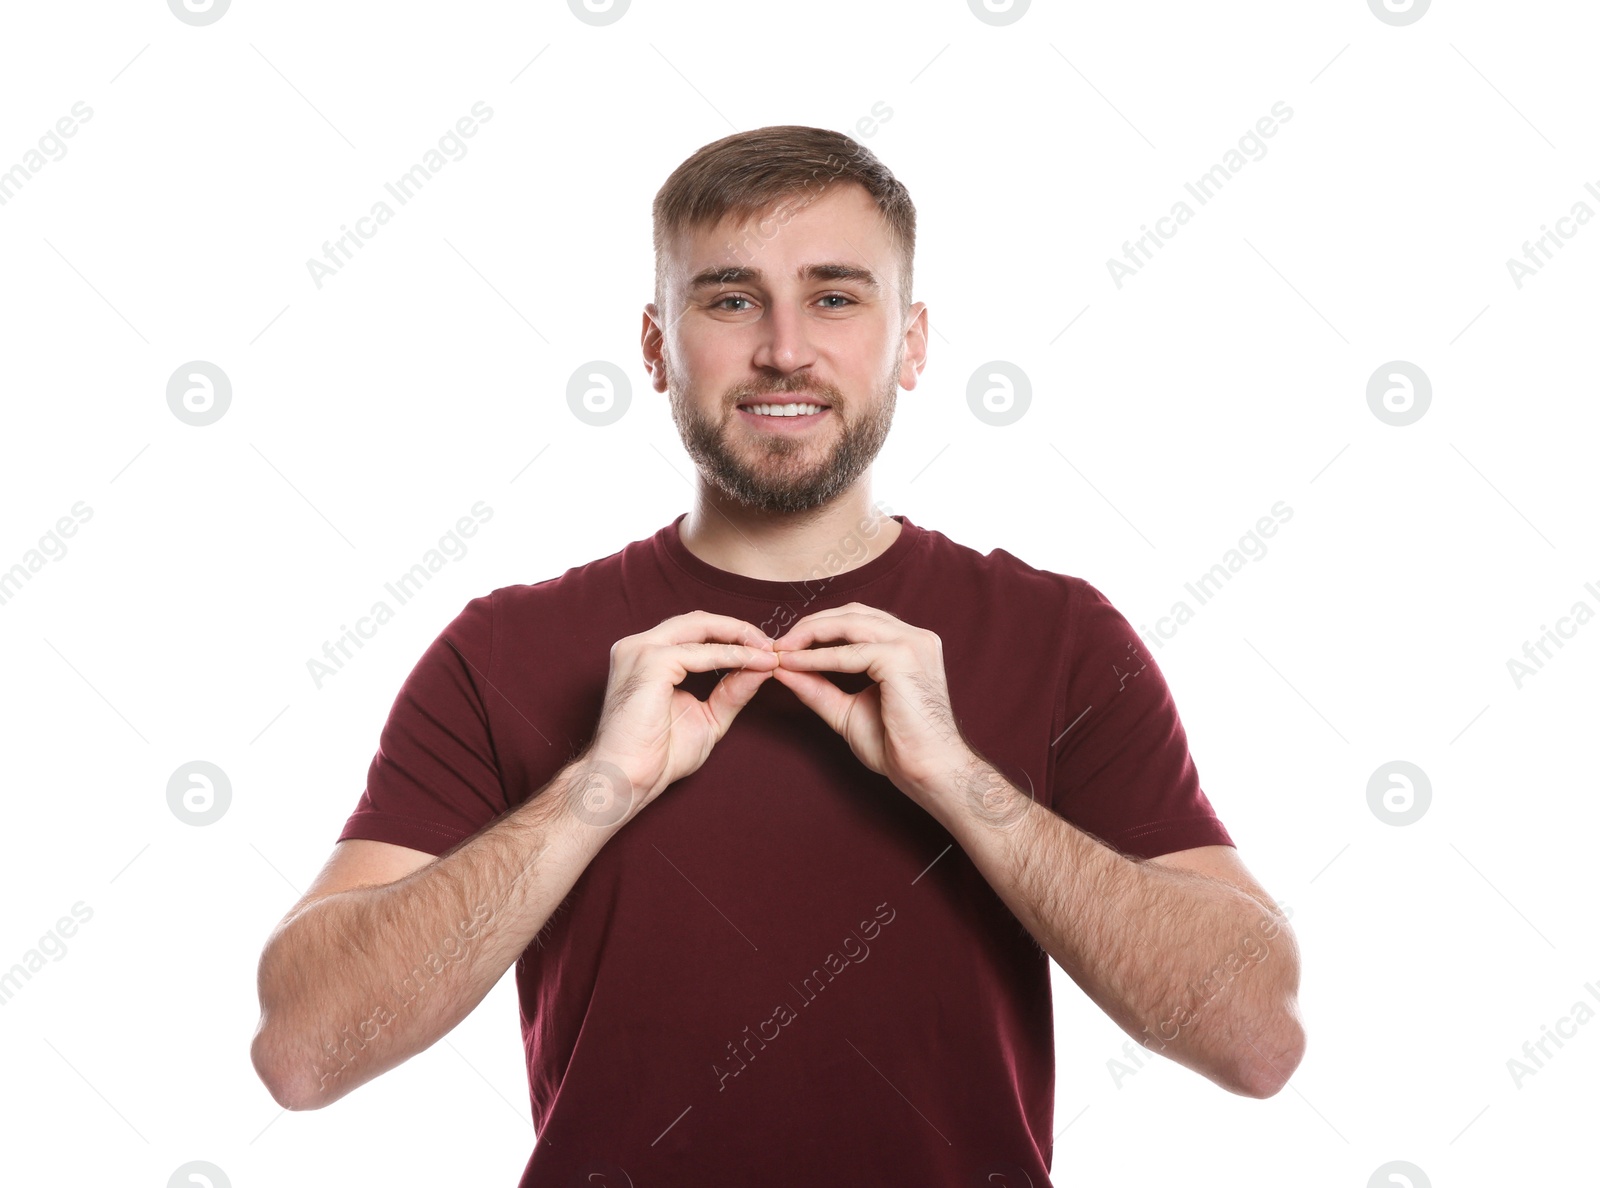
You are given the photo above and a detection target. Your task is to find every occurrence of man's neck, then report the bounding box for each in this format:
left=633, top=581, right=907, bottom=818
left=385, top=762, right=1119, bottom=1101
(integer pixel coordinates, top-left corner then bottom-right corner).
left=677, top=486, right=901, bottom=583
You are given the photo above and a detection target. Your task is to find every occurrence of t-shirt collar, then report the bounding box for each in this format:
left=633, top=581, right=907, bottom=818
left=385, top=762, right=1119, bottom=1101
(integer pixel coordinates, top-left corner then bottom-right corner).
left=656, top=509, right=921, bottom=602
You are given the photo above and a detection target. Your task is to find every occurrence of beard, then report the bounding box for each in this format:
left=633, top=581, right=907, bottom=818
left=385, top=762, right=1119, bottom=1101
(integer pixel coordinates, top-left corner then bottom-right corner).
left=667, top=358, right=899, bottom=514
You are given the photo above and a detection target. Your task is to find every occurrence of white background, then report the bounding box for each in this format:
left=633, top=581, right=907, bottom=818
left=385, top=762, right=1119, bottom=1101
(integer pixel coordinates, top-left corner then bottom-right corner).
left=1, top=0, right=1595, bottom=1184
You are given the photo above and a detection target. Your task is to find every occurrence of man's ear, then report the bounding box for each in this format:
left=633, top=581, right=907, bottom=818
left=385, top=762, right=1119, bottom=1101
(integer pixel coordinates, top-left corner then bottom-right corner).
left=897, top=301, right=930, bottom=392
left=641, top=305, right=669, bottom=393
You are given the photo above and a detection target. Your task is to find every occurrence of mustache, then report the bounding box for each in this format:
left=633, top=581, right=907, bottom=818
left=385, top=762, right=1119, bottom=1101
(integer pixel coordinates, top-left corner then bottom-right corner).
left=732, top=390, right=836, bottom=406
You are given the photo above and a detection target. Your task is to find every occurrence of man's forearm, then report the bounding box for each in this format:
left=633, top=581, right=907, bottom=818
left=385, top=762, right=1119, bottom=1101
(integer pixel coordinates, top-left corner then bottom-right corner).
left=921, top=757, right=1304, bottom=1098
left=252, top=756, right=616, bottom=1110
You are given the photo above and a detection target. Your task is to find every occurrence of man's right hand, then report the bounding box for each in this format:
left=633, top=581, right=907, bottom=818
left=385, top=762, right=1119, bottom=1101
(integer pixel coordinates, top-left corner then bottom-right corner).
left=573, top=611, right=778, bottom=825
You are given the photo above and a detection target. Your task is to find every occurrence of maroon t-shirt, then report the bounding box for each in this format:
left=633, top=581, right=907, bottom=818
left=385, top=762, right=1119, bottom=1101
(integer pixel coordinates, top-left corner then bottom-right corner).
left=337, top=511, right=1233, bottom=1186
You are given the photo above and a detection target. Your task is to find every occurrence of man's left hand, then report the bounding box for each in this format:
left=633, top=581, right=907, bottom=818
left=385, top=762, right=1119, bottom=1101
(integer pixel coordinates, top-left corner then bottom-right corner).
left=769, top=602, right=975, bottom=803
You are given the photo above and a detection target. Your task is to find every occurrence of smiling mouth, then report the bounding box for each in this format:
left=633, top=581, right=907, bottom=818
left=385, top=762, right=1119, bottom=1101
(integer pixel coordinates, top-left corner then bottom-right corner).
left=737, top=400, right=831, bottom=418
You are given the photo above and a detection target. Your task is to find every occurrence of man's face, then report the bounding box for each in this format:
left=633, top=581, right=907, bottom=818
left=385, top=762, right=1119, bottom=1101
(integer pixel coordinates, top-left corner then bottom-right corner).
left=645, top=183, right=927, bottom=514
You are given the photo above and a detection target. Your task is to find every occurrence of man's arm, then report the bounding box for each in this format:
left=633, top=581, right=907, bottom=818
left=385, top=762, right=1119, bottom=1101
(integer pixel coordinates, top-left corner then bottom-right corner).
left=930, top=757, right=1305, bottom=1098
left=250, top=756, right=615, bottom=1112
left=251, top=609, right=781, bottom=1112
left=765, top=601, right=1305, bottom=1100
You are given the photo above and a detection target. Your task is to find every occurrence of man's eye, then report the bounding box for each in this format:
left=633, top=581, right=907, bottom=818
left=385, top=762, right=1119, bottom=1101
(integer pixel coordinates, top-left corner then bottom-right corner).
left=712, top=294, right=855, bottom=311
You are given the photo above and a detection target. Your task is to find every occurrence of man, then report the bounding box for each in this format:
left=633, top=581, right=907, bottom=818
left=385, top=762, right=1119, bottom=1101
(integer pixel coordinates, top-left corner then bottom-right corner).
left=251, top=125, right=1304, bottom=1186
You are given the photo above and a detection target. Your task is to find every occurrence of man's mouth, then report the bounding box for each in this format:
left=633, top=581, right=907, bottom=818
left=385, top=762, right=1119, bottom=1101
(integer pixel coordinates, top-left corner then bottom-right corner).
left=736, top=400, right=831, bottom=418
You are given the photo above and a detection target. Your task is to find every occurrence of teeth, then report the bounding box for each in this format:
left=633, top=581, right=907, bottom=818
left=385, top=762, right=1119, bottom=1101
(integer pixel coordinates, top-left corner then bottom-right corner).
left=743, top=403, right=826, bottom=417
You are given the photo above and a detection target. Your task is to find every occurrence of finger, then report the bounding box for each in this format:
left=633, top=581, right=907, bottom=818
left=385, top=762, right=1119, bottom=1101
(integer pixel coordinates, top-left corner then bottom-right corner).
left=647, top=611, right=774, bottom=650
left=771, top=611, right=894, bottom=651
left=705, top=665, right=775, bottom=736
left=771, top=665, right=854, bottom=734
left=774, top=643, right=877, bottom=674
left=653, top=642, right=780, bottom=681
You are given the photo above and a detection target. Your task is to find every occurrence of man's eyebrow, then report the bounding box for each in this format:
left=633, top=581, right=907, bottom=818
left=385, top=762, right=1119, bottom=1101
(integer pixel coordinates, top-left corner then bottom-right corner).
left=686, top=263, right=883, bottom=293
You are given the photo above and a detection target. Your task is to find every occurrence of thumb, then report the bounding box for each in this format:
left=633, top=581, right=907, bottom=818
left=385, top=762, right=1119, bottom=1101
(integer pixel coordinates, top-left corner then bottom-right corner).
left=705, top=665, right=774, bottom=738
left=771, top=665, right=853, bottom=735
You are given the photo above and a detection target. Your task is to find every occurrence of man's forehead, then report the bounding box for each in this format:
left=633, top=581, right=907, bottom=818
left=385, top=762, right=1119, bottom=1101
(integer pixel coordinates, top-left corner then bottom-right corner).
left=669, top=185, right=888, bottom=274
left=696, top=181, right=876, bottom=238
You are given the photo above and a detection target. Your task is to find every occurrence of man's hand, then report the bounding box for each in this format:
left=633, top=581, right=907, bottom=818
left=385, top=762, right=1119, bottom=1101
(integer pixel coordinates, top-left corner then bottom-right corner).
left=584, top=611, right=779, bottom=821
left=769, top=602, right=975, bottom=805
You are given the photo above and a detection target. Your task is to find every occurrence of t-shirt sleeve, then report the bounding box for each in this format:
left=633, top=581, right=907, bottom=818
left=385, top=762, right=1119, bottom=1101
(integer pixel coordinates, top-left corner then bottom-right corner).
left=336, top=592, right=509, bottom=858
left=1049, top=579, right=1234, bottom=860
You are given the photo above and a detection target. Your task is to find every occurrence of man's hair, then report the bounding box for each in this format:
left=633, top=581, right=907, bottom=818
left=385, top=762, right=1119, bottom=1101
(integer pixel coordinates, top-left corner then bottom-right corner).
left=652, top=124, right=916, bottom=321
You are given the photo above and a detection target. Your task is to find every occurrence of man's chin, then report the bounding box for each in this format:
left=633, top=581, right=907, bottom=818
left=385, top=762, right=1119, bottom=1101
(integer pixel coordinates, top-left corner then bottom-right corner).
left=701, top=461, right=842, bottom=511
left=721, top=480, right=833, bottom=514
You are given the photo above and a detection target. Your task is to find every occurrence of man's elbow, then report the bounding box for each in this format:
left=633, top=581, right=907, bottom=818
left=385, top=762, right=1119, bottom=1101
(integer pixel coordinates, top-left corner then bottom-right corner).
left=1228, top=1011, right=1306, bottom=1099
left=251, top=1024, right=327, bottom=1113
